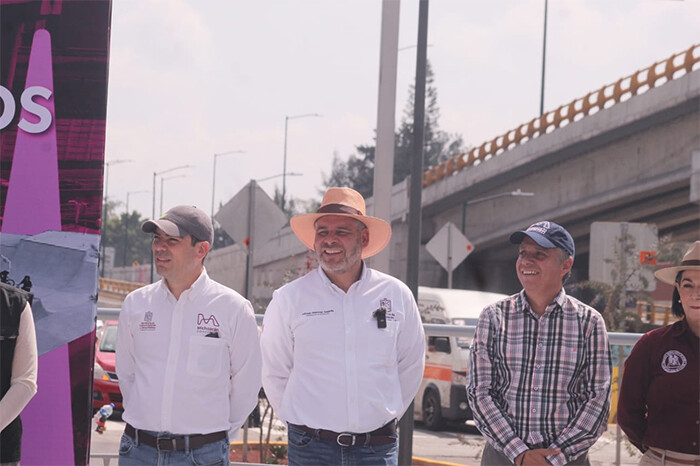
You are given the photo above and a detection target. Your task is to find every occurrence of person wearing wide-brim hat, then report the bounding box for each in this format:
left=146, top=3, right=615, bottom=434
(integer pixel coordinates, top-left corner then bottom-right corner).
left=618, top=241, right=700, bottom=465
left=260, top=187, right=426, bottom=466
left=289, top=186, right=393, bottom=262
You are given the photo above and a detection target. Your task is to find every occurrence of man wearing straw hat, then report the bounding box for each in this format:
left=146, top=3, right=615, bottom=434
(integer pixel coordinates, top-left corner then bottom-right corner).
left=260, top=187, right=426, bottom=466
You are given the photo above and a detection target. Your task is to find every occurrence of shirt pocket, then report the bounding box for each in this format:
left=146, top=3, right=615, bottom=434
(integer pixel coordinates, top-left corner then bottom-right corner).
left=187, top=336, right=227, bottom=378
left=365, top=323, right=398, bottom=367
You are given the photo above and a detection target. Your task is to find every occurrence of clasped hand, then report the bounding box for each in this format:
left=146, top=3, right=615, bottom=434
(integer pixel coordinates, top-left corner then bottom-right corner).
left=515, top=448, right=560, bottom=466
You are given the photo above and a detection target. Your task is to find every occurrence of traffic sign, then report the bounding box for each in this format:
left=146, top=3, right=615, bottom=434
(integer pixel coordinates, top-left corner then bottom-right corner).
left=215, top=181, right=287, bottom=248
left=640, top=251, right=657, bottom=265
left=425, top=222, right=474, bottom=288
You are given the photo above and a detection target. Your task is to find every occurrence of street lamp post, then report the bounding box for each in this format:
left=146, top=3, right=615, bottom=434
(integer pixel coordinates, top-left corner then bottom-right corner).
left=540, top=0, right=549, bottom=117
left=151, top=164, right=191, bottom=282
left=256, top=172, right=302, bottom=184
left=101, top=159, right=133, bottom=276
left=211, top=150, right=245, bottom=219
left=282, top=113, right=321, bottom=211
left=160, top=174, right=187, bottom=216
left=461, top=189, right=535, bottom=233
left=401, top=3, right=430, bottom=463
left=124, top=190, right=149, bottom=268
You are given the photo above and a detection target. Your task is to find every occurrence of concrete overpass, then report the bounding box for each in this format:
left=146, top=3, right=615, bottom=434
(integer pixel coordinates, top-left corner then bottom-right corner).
left=246, top=44, right=700, bottom=305
left=409, top=44, right=700, bottom=293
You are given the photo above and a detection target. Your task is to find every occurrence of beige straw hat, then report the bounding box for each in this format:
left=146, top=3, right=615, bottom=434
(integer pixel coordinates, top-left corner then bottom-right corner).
left=290, top=187, right=391, bottom=259
left=654, top=240, right=700, bottom=285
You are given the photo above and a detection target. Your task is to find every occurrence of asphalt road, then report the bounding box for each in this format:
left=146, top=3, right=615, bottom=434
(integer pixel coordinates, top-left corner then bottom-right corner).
left=89, top=416, right=642, bottom=466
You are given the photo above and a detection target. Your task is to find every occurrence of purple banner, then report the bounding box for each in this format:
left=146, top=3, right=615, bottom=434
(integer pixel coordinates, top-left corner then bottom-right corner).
left=1, top=1, right=112, bottom=464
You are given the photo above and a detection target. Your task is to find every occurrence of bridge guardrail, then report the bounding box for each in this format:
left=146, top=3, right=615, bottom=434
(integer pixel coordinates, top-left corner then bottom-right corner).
left=636, top=300, right=674, bottom=326
left=423, top=43, right=700, bottom=188
left=99, top=278, right=147, bottom=297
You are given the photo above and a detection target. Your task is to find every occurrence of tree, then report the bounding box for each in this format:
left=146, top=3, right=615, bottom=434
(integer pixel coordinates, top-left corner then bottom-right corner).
left=212, top=224, right=235, bottom=250
left=393, top=60, right=465, bottom=183
left=568, top=235, right=690, bottom=332
left=323, top=61, right=466, bottom=198
left=322, top=148, right=375, bottom=199
left=272, top=186, right=321, bottom=217
left=103, top=209, right=152, bottom=268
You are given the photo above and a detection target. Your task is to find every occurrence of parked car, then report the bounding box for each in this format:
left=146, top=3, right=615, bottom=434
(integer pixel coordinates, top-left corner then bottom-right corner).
left=93, top=321, right=122, bottom=411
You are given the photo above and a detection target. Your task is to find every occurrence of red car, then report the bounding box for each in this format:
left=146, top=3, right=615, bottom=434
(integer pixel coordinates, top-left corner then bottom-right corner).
left=93, top=320, right=122, bottom=411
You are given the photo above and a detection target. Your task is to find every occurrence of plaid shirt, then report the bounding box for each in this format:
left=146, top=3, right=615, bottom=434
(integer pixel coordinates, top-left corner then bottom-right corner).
left=467, top=289, right=612, bottom=466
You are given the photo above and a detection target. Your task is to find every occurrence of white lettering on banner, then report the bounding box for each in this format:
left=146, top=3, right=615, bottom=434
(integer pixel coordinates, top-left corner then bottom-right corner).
left=0, top=86, right=16, bottom=130
left=0, top=85, right=53, bottom=133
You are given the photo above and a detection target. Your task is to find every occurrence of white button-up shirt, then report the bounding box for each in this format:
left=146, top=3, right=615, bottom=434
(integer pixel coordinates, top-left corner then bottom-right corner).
left=260, top=264, right=425, bottom=433
left=116, top=269, right=261, bottom=439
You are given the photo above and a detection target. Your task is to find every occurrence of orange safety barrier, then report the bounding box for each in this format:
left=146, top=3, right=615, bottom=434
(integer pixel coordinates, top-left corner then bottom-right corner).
left=636, top=301, right=674, bottom=326
left=99, top=277, right=147, bottom=296
left=422, top=43, right=700, bottom=187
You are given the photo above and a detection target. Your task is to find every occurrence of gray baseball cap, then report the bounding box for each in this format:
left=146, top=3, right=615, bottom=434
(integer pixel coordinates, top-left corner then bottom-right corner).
left=141, top=205, right=213, bottom=244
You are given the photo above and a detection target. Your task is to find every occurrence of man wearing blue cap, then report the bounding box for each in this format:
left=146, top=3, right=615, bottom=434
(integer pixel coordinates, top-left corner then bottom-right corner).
left=467, top=221, right=612, bottom=466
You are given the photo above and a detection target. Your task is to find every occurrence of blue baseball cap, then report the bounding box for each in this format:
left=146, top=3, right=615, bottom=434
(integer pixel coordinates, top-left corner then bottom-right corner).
left=509, top=221, right=575, bottom=257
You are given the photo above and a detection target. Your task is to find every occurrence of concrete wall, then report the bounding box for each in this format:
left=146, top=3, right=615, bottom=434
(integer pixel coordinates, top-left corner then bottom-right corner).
left=205, top=243, right=247, bottom=294
left=105, top=243, right=249, bottom=295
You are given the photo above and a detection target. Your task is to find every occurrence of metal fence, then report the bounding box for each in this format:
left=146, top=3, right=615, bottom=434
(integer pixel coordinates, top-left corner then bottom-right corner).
left=93, top=308, right=642, bottom=466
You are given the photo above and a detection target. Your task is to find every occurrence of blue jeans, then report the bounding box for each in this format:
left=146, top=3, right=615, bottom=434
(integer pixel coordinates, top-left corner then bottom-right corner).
left=286, top=423, right=398, bottom=466
left=118, top=429, right=229, bottom=466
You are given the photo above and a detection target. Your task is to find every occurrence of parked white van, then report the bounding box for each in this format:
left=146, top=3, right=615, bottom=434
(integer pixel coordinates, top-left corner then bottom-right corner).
left=413, top=286, right=509, bottom=430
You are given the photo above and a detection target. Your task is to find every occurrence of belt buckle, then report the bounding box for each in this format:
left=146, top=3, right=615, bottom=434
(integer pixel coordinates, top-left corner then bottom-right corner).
left=336, top=432, right=356, bottom=446
left=156, top=435, right=177, bottom=451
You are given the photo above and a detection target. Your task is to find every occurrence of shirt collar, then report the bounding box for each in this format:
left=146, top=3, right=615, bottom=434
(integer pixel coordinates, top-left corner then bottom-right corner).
left=187, top=268, right=209, bottom=299
left=552, top=288, right=567, bottom=310
left=157, top=268, right=209, bottom=301
left=518, top=288, right=567, bottom=316
left=317, top=261, right=368, bottom=293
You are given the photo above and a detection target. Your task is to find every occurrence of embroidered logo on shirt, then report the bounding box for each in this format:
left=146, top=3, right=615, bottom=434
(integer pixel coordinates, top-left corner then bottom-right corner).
left=139, top=311, right=156, bottom=331
left=380, top=298, right=396, bottom=321
left=301, top=310, right=334, bottom=317
left=197, top=313, right=220, bottom=335
left=197, top=313, right=220, bottom=326
left=661, top=350, right=687, bottom=373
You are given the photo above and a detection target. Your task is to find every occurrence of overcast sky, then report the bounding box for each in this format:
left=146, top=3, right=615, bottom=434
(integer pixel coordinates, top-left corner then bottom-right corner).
left=105, top=0, right=700, bottom=219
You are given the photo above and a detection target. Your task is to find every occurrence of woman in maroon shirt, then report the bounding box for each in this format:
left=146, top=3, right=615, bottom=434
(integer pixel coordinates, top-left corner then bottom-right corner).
left=618, top=241, right=700, bottom=466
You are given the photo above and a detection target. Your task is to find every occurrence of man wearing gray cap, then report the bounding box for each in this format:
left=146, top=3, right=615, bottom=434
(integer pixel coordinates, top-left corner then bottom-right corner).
left=116, top=205, right=262, bottom=465
left=467, top=221, right=612, bottom=466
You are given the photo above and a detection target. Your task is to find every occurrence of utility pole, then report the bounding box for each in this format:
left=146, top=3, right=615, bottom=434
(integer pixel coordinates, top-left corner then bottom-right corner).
left=400, top=1, right=429, bottom=464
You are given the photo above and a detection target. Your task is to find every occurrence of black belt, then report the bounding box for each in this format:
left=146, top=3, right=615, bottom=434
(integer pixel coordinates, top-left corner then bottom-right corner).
left=124, top=423, right=227, bottom=452
left=290, top=420, right=397, bottom=447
